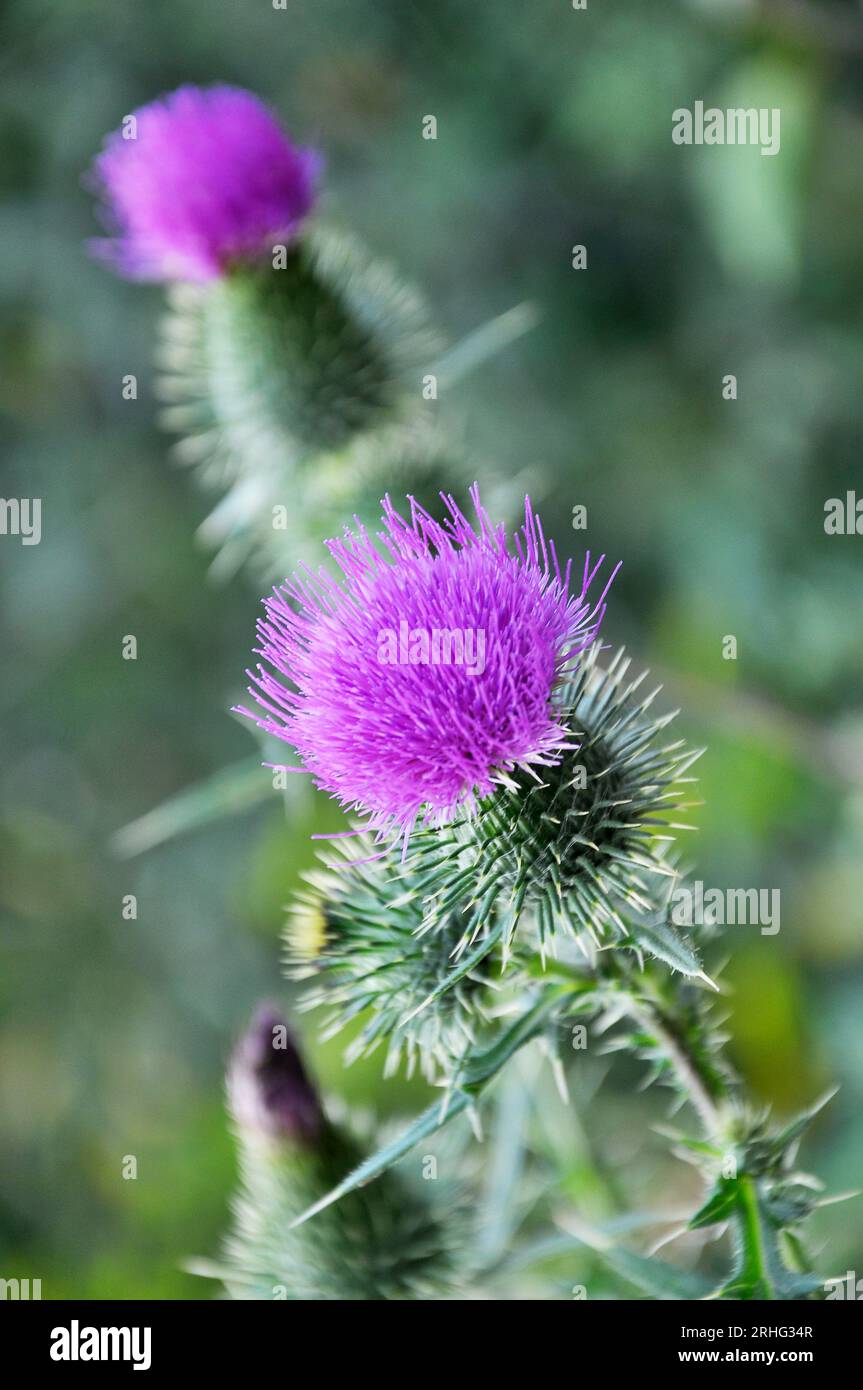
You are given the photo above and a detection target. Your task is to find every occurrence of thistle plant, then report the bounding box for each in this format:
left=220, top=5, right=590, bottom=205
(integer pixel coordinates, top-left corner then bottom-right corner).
left=232, top=489, right=838, bottom=1301
left=87, top=85, right=528, bottom=579
left=89, top=91, right=840, bottom=1301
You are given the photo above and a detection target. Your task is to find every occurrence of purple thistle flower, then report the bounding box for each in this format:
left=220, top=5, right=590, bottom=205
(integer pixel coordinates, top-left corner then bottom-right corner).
left=87, top=85, right=319, bottom=282
left=237, top=486, right=620, bottom=849
left=227, top=1006, right=324, bottom=1146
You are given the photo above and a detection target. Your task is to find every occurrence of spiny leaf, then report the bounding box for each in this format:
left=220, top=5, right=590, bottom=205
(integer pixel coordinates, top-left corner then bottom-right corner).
left=593, top=1246, right=714, bottom=1301
left=653, top=1126, right=723, bottom=1160
left=498, top=1211, right=694, bottom=1277
left=626, top=916, right=717, bottom=989
left=432, top=301, right=540, bottom=387
left=689, top=1178, right=739, bottom=1230
left=401, top=917, right=506, bottom=1025
left=767, top=1087, right=839, bottom=1157
left=475, top=1064, right=533, bottom=1265
left=289, top=991, right=567, bottom=1229
left=556, top=1221, right=713, bottom=1300
left=286, top=1092, right=471, bottom=1232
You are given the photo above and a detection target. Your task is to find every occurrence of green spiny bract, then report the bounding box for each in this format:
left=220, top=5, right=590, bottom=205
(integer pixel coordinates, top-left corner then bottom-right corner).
left=154, top=223, right=444, bottom=574
left=158, top=223, right=441, bottom=474
left=287, top=845, right=497, bottom=1083
left=209, top=424, right=477, bottom=582
left=280, top=648, right=708, bottom=1090
left=224, top=1125, right=463, bottom=1301
left=409, top=645, right=703, bottom=971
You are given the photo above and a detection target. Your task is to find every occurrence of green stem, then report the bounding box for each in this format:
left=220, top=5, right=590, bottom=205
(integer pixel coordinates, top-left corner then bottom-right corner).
left=624, top=990, right=735, bottom=1141
left=736, top=1174, right=773, bottom=1296
left=560, top=961, right=824, bottom=1299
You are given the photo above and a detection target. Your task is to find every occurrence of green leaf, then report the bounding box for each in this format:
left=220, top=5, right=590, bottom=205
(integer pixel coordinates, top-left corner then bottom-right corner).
left=596, top=1247, right=714, bottom=1301
left=629, top=917, right=717, bottom=989
left=111, top=756, right=284, bottom=857
left=464, top=988, right=575, bottom=1088
left=767, top=1087, right=838, bottom=1157
left=289, top=990, right=566, bottom=1229
left=475, top=1063, right=532, bottom=1264
left=689, top=1178, right=739, bottom=1230
left=433, top=302, right=540, bottom=387
left=653, top=1127, right=723, bottom=1160
left=288, top=1090, right=473, bottom=1231
left=500, top=1212, right=694, bottom=1277
left=558, top=1223, right=713, bottom=1300
left=400, top=916, right=506, bottom=1025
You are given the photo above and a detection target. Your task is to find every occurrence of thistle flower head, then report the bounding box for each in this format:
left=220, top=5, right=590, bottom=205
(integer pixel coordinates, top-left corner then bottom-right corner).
left=238, top=487, right=618, bottom=847
left=88, top=85, right=319, bottom=282
left=227, top=1006, right=324, bottom=1146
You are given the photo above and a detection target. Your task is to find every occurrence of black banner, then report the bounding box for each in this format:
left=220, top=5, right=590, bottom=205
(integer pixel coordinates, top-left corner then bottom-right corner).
left=2, top=1296, right=859, bottom=1374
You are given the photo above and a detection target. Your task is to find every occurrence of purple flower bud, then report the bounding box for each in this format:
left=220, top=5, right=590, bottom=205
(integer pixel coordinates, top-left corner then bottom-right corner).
left=87, top=85, right=320, bottom=282
left=227, top=1006, right=324, bottom=1145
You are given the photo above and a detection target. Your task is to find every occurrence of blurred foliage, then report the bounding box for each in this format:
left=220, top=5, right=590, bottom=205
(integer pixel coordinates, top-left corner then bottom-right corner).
left=1, top=0, right=862, bottom=1297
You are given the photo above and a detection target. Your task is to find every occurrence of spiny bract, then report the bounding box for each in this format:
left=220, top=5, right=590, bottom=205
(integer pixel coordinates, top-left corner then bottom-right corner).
left=155, top=225, right=444, bottom=578
left=288, top=842, right=498, bottom=1083
left=157, top=225, right=442, bottom=488
left=410, top=644, right=703, bottom=966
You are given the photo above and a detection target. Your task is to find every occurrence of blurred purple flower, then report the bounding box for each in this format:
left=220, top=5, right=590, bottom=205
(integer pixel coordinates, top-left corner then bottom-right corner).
left=87, top=85, right=319, bottom=282
left=237, top=486, right=619, bottom=849
left=228, top=1006, right=324, bottom=1146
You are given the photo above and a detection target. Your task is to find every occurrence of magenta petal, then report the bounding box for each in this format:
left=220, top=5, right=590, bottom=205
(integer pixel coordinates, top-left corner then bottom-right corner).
left=87, top=84, right=319, bottom=282
left=237, top=486, right=619, bottom=843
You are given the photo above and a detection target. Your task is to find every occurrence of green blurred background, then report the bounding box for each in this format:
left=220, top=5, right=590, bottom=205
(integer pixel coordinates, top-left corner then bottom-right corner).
left=1, top=0, right=862, bottom=1298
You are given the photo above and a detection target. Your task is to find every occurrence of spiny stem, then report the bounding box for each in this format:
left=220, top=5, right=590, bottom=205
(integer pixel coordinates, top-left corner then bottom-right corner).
left=623, top=989, right=735, bottom=1141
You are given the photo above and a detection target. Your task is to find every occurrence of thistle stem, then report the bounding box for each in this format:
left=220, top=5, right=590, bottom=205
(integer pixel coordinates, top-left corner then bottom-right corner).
left=571, top=950, right=739, bottom=1144
left=623, top=991, right=733, bottom=1141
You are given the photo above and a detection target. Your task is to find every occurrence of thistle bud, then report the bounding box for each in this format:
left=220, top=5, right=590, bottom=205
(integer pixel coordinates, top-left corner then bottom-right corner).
left=216, top=1005, right=462, bottom=1299
left=227, top=1006, right=323, bottom=1146
left=288, top=851, right=495, bottom=1083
